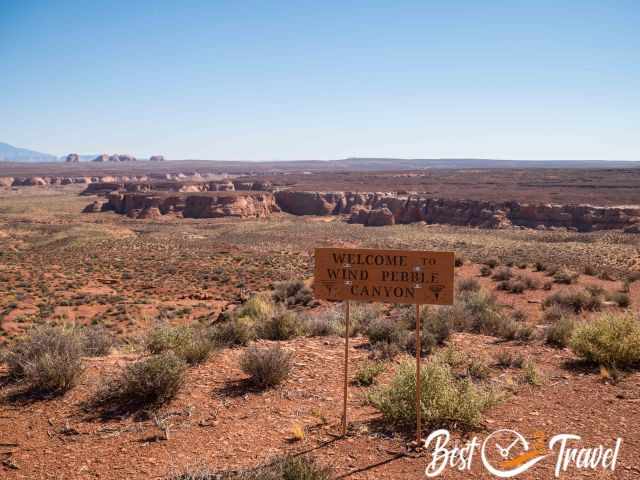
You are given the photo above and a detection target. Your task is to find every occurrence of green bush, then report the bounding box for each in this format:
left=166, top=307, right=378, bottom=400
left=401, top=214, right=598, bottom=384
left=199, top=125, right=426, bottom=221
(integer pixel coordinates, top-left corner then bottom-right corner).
left=4, top=326, right=83, bottom=394
left=454, top=255, right=465, bottom=267
left=368, top=358, right=498, bottom=430
left=240, top=345, right=292, bottom=388
left=570, top=312, right=640, bottom=367
left=546, top=316, right=575, bottom=348
left=96, top=352, right=186, bottom=408
left=257, top=311, right=303, bottom=340
left=354, top=361, right=385, bottom=386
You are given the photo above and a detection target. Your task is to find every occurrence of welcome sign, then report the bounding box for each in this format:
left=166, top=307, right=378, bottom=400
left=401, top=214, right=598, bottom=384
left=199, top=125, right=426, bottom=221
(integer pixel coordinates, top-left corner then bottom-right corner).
left=313, top=247, right=455, bottom=305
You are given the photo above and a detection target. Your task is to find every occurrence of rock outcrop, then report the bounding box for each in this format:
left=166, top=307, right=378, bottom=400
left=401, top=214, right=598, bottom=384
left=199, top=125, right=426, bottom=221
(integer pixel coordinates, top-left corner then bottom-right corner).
left=274, top=191, right=640, bottom=232
left=93, top=154, right=109, bottom=162
left=0, top=177, right=14, bottom=188
left=100, top=192, right=278, bottom=220
left=149, top=155, right=165, bottom=161
left=65, top=153, right=80, bottom=163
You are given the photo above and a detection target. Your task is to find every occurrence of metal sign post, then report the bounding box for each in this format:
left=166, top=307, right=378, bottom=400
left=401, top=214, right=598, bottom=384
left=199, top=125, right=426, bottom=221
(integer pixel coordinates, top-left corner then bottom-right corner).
left=342, top=300, right=350, bottom=437
left=313, top=247, right=455, bottom=441
left=415, top=303, right=422, bottom=443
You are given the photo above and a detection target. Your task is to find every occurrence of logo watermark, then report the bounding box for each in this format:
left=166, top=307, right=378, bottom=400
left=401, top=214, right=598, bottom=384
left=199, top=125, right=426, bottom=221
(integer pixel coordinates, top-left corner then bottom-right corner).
left=423, top=429, right=622, bottom=478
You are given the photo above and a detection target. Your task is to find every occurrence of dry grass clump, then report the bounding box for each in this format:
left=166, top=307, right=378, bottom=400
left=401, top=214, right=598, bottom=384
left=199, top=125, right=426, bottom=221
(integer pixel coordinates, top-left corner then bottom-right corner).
left=553, top=268, right=579, bottom=285
left=302, top=308, right=340, bottom=337
left=3, top=326, right=84, bottom=394
left=479, top=265, right=492, bottom=277
left=570, top=312, right=640, bottom=368
left=256, top=311, right=303, bottom=340
left=147, top=325, right=216, bottom=365
left=94, top=352, right=186, bottom=410
left=491, top=267, right=513, bottom=282
left=172, top=455, right=332, bottom=480
left=211, top=317, right=256, bottom=347
left=272, top=280, right=313, bottom=307
left=543, top=289, right=603, bottom=314
left=457, top=277, right=480, bottom=293
left=484, top=258, right=500, bottom=269
left=606, top=291, right=631, bottom=308
left=495, top=350, right=525, bottom=369
left=82, top=325, right=114, bottom=356
left=240, top=345, right=292, bottom=389
left=368, top=356, right=498, bottom=430
left=546, top=316, right=575, bottom=348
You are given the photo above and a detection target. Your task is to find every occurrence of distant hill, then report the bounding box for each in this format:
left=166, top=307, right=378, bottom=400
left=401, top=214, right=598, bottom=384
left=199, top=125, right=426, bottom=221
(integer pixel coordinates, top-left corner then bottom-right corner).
left=330, top=158, right=640, bottom=170
left=0, top=142, right=58, bottom=162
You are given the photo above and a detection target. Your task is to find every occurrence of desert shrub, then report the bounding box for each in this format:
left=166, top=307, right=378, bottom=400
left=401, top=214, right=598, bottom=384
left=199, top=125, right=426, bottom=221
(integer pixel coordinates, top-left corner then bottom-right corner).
left=498, top=279, right=526, bottom=294
left=303, top=311, right=339, bottom=337
left=365, top=317, right=408, bottom=348
left=570, top=312, right=640, bottom=368
left=553, top=268, right=579, bottom=285
left=492, top=267, right=513, bottom=282
left=371, top=341, right=403, bottom=360
left=521, top=360, right=542, bottom=385
left=517, top=262, right=528, bottom=269
left=543, top=281, right=553, bottom=291
left=495, top=350, right=525, bottom=369
left=240, top=345, right=292, bottom=388
left=368, top=358, right=498, bottom=430
left=511, top=309, right=527, bottom=323
left=236, top=294, right=275, bottom=322
left=543, top=289, right=602, bottom=314
left=257, top=311, right=302, bottom=341
left=599, top=271, right=614, bottom=281
left=211, top=317, right=256, bottom=347
left=338, top=302, right=384, bottom=337
left=514, top=324, right=536, bottom=342
left=546, top=316, right=575, bottom=348
left=82, top=325, right=114, bottom=356
left=96, top=352, right=186, bottom=408
left=272, top=280, right=313, bottom=307
left=454, top=255, right=465, bottom=267
left=607, top=291, right=630, bottom=308
left=485, top=258, right=499, bottom=269
left=627, top=271, right=640, bottom=283
left=4, top=326, right=83, bottom=394
left=583, top=264, right=597, bottom=276
left=543, top=304, right=571, bottom=322
left=467, top=358, right=491, bottom=380
left=147, top=325, right=216, bottom=365
left=479, top=265, right=492, bottom=277
left=518, top=274, right=540, bottom=290
left=545, top=265, right=560, bottom=277
left=354, top=361, right=384, bottom=386
left=457, top=277, right=480, bottom=293
left=585, top=284, right=605, bottom=297
left=173, top=456, right=332, bottom=480
left=534, top=261, right=547, bottom=272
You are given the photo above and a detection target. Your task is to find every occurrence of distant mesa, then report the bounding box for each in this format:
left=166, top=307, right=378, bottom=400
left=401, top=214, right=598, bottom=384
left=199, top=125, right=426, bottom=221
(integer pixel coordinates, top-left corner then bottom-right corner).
left=149, top=155, right=165, bottom=161
left=65, top=153, right=80, bottom=163
left=92, top=154, right=110, bottom=162
left=109, top=154, right=136, bottom=162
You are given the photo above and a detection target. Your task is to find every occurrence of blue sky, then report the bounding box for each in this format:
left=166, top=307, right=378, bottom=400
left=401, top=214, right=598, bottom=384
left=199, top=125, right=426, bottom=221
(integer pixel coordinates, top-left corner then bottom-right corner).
left=1, top=0, right=638, bottom=160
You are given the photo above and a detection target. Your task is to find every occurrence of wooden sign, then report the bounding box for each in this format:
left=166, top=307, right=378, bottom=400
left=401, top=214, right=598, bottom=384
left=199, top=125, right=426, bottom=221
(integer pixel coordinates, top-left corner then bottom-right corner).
left=314, top=247, right=455, bottom=305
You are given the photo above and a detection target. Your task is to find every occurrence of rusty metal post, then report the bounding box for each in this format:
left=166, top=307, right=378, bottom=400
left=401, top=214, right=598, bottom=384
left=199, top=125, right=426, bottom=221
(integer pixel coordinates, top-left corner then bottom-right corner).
left=415, top=303, right=422, bottom=444
left=342, top=300, right=350, bottom=437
